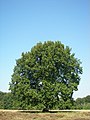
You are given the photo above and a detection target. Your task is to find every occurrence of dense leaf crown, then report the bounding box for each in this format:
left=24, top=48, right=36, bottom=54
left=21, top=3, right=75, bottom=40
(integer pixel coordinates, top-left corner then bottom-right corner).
left=9, top=41, right=82, bottom=110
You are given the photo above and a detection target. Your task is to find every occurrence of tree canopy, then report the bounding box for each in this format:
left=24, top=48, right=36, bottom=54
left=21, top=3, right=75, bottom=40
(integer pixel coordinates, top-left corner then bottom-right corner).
left=9, top=41, right=82, bottom=110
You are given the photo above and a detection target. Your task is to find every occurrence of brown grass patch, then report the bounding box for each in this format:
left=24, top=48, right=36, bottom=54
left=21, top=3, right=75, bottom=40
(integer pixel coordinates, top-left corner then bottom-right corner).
left=0, top=110, right=90, bottom=120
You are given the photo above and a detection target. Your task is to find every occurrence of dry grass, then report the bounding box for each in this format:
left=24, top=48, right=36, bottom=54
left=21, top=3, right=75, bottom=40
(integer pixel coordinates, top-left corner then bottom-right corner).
left=0, top=110, right=90, bottom=120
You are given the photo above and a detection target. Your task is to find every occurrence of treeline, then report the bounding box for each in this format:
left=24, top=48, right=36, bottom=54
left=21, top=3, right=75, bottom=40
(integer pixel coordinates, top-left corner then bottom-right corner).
left=0, top=91, right=90, bottom=110
left=0, top=91, right=13, bottom=109
left=75, top=95, right=90, bottom=109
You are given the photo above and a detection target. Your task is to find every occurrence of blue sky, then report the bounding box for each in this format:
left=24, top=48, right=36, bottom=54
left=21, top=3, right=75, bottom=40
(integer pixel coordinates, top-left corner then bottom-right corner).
left=0, top=0, right=90, bottom=99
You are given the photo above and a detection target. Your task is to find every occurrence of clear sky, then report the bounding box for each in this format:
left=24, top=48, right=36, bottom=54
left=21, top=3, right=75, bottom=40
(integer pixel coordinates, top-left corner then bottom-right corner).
left=0, top=0, right=90, bottom=99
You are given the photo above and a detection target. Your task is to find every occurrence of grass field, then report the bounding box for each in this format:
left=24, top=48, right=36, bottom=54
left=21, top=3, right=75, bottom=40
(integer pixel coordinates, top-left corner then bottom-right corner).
left=0, top=110, right=90, bottom=120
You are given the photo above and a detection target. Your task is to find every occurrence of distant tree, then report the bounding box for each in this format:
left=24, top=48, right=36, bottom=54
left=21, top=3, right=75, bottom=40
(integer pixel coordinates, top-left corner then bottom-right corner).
left=9, top=41, right=82, bottom=111
left=84, top=95, right=90, bottom=103
left=0, top=91, right=5, bottom=109
left=3, top=92, right=13, bottom=109
left=0, top=91, right=14, bottom=109
left=75, top=98, right=84, bottom=109
left=83, top=103, right=90, bottom=109
left=75, top=95, right=90, bottom=109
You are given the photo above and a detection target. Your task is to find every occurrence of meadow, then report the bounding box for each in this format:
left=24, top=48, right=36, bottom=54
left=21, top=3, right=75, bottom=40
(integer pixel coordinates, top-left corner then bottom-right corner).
left=0, top=110, right=90, bottom=120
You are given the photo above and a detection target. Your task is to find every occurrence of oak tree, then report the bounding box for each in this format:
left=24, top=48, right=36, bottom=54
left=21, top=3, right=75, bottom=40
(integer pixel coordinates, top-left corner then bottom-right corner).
left=9, top=41, right=82, bottom=110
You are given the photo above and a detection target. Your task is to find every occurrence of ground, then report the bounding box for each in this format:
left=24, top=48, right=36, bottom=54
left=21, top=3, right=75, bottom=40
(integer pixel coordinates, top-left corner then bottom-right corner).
left=0, top=110, right=90, bottom=120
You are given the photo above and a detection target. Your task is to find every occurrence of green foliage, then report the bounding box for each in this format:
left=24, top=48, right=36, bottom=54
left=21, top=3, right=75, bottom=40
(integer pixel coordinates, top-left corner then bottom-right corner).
left=75, top=95, right=90, bottom=109
left=3, top=93, right=13, bottom=109
left=0, top=91, right=5, bottom=108
left=9, top=41, right=82, bottom=110
left=0, top=91, right=13, bottom=109
left=83, top=103, right=90, bottom=109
